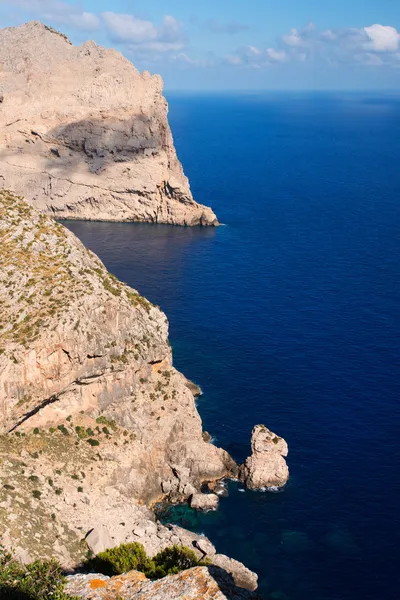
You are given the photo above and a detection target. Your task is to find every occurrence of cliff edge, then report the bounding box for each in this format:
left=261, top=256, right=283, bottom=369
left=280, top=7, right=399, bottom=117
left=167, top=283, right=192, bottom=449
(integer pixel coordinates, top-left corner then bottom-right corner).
left=0, top=21, right=218, bottom=226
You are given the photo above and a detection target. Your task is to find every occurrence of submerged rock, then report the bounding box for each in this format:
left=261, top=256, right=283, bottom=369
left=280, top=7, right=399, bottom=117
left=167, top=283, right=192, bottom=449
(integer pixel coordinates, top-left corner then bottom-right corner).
left=0, top=21, right=218, bottom=226
left=240, top=425, right=289, bottom=490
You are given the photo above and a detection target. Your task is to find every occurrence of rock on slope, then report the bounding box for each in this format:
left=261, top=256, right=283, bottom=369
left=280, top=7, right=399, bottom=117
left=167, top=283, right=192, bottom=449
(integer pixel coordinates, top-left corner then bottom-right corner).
left=0, top=21, right=218, bottom=226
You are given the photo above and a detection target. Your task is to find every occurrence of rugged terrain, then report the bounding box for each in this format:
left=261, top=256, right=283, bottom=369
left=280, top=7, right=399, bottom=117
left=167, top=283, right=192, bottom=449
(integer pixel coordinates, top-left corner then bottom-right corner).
left=0, top=190, right=238, bottom=563
left=0, top=190, right=288, bottom=596
left=0, top=21, right=218, bottom=226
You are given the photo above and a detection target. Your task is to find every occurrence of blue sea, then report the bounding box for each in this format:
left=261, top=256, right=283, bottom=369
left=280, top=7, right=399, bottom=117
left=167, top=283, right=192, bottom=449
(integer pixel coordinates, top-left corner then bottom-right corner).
left=65, top=92, right=400, bottom=600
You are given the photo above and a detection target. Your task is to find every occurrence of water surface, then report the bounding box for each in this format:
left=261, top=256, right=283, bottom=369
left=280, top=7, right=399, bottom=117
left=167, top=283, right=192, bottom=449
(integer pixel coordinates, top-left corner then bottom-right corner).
left=65, top=92, right=400, bottom=600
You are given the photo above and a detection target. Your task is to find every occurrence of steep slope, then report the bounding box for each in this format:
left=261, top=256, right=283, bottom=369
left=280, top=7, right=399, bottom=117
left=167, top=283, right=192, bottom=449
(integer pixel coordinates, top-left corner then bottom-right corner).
left=0, top=21, right=218, bottom=226
left=0, top=190, right=232, bottom=504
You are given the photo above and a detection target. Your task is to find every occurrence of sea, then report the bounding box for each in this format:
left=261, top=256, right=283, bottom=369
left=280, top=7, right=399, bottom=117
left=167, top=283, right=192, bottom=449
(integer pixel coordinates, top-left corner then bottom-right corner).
left=65, top=92, right=400, bottom=600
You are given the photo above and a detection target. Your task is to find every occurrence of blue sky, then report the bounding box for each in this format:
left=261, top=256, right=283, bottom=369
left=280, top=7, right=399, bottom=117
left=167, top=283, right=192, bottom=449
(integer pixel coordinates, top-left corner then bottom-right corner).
left=0, top=0, right=399, bottom=90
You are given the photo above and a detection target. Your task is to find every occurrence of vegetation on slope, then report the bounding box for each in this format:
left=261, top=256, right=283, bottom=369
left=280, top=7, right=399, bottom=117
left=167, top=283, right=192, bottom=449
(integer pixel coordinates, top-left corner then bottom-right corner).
left=0, top=543, right=207, bottom=599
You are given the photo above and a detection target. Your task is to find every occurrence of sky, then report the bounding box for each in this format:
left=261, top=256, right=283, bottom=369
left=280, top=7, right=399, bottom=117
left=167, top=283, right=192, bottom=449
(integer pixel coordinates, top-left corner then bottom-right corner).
left=0, top=0, right=399, bottom=90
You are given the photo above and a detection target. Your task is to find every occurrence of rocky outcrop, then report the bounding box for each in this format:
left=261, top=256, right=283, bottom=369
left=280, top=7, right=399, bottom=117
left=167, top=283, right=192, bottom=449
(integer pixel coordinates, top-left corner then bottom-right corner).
left=240, top=425, right=289, bottom=490
left=64, top=566, right=262, bottom=599
left=0, top=190, right=236, bottom=567
left=0, top=21, right=218, bottom=226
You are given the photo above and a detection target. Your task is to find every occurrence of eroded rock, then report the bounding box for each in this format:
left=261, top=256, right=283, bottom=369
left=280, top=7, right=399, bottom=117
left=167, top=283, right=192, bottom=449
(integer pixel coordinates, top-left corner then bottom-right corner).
left=240, top=425, right=289, bottom=490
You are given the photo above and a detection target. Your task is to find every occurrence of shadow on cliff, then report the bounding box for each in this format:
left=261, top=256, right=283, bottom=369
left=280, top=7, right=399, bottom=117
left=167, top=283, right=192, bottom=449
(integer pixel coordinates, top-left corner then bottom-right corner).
left=40, top=111, right=170, bottom=178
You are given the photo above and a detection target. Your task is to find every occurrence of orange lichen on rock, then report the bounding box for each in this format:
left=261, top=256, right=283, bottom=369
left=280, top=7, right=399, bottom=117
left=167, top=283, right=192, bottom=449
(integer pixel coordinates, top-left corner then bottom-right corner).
left=89, top=579, right=107, bottom=589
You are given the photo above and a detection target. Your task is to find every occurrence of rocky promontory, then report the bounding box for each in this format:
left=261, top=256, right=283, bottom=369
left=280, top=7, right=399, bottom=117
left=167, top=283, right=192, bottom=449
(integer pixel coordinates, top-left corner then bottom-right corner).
left=0, top=21, right=218, bottom=226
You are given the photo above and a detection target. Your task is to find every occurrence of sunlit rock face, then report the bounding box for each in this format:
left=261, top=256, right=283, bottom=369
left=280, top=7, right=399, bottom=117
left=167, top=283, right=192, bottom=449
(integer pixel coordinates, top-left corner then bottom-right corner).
left=0, top=21, right=218, bottom=226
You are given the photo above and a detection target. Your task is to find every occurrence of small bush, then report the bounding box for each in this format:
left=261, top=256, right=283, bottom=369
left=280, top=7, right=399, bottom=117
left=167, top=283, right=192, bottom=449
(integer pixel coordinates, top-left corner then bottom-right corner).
left=84, top=543, right=206, bottom=581
left=0, top=546, right=70, bottom=599
left=151, top=545, right=205, bottom=579
left=87, top=438, right=99, bottom=447
left=85, top=542, right=152, bottom=577
left=32, top=490, right=41, bottom=499
left=57, top=424, right=69, bottom=436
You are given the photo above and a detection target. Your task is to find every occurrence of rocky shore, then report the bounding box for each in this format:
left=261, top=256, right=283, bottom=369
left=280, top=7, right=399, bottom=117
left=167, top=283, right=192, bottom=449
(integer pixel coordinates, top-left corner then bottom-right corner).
left=0, top=189, right=289, bottom=597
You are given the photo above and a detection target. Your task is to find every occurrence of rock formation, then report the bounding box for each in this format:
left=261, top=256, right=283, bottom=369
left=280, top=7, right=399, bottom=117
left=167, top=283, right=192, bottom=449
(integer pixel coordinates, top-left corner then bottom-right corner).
left=0, top=21, right=218, bottom=226
left=240, top=425, right=289, bottom=490
left=0, top=189, right=260, bottom=591
left=64, top=566, right=262, bottom=599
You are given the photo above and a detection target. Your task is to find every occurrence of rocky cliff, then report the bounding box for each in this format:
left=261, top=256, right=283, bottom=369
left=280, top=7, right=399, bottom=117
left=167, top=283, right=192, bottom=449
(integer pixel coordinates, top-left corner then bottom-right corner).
left=0, top=190, right=288, bottom=595
left=0, top=21, right=218, bottom=226
left=0, top=190, right=242, bottom=567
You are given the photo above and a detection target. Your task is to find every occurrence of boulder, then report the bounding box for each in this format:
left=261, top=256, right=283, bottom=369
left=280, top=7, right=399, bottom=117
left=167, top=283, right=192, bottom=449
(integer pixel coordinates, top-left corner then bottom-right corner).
left=85, top=527, right=113, bottom=555
left=240, top=425, right=289, bottom=490
left=190, top=493, right=219, bottom=511
left=212, top=554, right=259, bottom=592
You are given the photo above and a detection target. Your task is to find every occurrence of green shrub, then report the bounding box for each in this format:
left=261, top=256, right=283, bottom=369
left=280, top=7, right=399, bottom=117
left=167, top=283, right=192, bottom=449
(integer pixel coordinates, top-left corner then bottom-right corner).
left=151, top=545, right=205, bottom=579
left=87, top=438, right=99, bottom=447
left=85, top=542, right=152, bottom=577
left=0, top=546, right=71, bottom=599
left=57, top=424, right=69, bottom=436
left=84, top=543, right=206, bottom=581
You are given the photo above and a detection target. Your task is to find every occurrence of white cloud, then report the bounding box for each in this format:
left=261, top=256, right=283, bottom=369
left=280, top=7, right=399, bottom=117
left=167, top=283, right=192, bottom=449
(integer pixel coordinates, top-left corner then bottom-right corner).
left=282, top=28, right=304, bottom=47
left=364, top=24, right=400, bottom=52
left=227, top=22, right=400, bottom=70
left=266, top=47, right=287, bottom=62
left=230, top=44, right=287, bottom=68
left=2, top=0, right=99, bottom=30
left=101, top=12, right=185, bottom=52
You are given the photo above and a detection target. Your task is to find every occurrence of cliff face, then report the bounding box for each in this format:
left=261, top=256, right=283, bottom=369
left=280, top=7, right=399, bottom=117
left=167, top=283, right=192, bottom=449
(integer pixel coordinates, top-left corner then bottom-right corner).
left=0, top=190, right=232, bottom=506
left=0, top=22, right=218, bottom=226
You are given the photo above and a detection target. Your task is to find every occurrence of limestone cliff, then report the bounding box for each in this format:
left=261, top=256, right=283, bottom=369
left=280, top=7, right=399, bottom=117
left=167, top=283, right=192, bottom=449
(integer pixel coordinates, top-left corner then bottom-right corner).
left=0, top=21, right=218, bottom=226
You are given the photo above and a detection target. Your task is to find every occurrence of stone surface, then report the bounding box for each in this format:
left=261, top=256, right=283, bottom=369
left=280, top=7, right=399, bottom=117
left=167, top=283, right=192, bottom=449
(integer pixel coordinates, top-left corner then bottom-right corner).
left=190, top=493, right=219, bottom=511
left=0, top=190, right=235, bottom=566
left=240, top=425, right=289, bottom=490
left=64, top=567, right=262, bottom=599
left=85, top=527, right=114, bottom=555
left=212, top=554, right=258, bottom=592
left=0, top=21, right=218, bottom=226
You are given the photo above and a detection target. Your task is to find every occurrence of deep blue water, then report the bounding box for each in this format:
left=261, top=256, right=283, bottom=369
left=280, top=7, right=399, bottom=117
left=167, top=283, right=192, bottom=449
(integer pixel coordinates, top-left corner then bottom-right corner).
left=65, top=92, right=400, bottom=600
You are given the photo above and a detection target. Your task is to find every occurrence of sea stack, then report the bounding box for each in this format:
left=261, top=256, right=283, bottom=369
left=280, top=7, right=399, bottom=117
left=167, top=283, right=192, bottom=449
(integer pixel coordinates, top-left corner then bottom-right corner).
left=240, top=425, right=289, bottom=490
left=0, top=21, right=218, bottom=226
